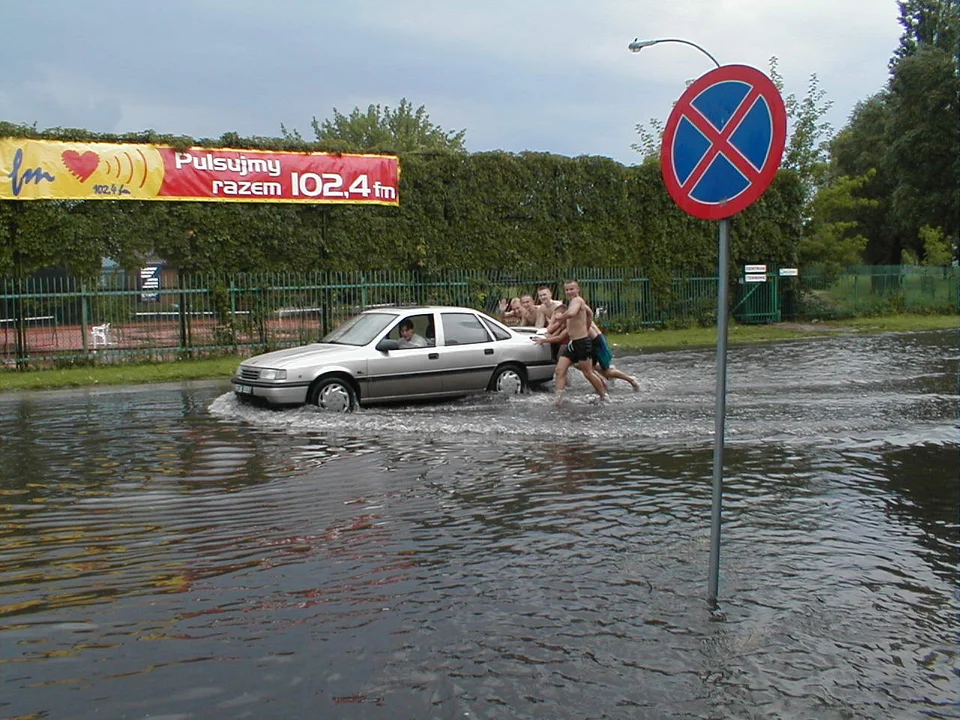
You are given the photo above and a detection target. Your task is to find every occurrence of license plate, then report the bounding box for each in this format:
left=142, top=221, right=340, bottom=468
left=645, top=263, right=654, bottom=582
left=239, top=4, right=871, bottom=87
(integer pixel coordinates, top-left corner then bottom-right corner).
left=234, top=383, right=253, bottom=395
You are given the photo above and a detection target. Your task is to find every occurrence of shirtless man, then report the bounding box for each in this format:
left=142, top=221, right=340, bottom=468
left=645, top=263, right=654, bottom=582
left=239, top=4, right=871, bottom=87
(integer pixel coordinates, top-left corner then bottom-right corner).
left=535, top=285, right=562, bottom=328
left=541, top=280, right=607, bottom=406
left=588, top=322, right=640, bottom=390
left=539, top=309, right=639, bottom=391
left=518, top=294, right=539, bottom=326
left=498, top=297, right=523, bottom=325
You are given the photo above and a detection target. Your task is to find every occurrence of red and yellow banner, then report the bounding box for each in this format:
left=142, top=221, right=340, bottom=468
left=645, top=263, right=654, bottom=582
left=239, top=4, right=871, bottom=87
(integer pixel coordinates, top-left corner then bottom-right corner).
left=0, top=139, right=400, bottom=205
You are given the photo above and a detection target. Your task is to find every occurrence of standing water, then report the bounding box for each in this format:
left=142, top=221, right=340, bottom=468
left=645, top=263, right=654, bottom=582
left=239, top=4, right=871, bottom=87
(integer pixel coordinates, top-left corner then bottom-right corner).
left=1, top=330, right=957, bottom=719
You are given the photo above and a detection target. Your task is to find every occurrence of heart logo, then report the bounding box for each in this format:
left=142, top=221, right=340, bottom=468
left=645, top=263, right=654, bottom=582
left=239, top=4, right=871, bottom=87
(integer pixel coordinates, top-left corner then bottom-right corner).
left=62, top=150, right=100, bottom=182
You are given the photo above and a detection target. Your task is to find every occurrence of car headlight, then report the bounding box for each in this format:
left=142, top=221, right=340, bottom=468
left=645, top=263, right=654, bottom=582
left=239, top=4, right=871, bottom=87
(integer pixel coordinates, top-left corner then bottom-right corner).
left=259, top=368, right=287, bottom=381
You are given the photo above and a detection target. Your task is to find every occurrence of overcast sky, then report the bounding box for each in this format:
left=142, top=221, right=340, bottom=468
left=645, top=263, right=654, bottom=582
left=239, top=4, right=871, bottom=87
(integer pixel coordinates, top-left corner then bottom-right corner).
left=2, top=0, right=902, bottom=165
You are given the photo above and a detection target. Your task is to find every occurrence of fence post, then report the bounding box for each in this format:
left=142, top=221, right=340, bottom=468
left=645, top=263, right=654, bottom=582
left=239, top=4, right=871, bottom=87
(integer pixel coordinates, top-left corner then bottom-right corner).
left=320, top=271, right=330, bottom=338
left=177, top=270, right=189, bottom=355
left=14, top=272, right=26, bottom=368
left=80, top=279, right=90, bottom=353
left=772, top=274, right=781, bottom=322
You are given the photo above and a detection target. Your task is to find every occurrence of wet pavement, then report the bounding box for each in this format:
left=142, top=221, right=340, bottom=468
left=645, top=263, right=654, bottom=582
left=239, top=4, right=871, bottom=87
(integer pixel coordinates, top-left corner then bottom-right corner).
left=1, top=329, right=958, bottom=719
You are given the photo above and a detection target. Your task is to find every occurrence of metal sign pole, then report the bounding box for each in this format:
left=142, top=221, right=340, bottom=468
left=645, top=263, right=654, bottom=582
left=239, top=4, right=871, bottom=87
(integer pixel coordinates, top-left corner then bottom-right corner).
left=633, top=44, right=786, bottom=607
left=708, top=216, right=731, bottom=607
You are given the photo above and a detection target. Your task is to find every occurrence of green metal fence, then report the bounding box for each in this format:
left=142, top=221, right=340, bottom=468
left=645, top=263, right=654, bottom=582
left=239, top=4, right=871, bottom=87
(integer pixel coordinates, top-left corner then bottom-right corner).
left=1, top=265, right=956, bottom=367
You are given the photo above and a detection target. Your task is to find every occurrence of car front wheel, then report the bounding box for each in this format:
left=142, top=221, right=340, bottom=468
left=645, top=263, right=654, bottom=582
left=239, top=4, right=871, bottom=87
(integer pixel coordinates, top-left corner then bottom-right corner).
left=308, top=376, right=357, bottom=412
left=489, top=364, right=527, bottom=395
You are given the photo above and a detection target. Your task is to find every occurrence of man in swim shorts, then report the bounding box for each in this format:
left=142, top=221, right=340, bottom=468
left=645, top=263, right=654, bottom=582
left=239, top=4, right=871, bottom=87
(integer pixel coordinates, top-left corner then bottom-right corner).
left=590, top=327, right=640, bottom=390
left=549, top=280, right=608, bottom=406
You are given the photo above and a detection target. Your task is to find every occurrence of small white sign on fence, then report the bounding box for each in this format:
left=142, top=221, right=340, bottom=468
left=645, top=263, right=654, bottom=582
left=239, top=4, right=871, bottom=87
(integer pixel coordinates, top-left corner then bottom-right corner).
left=744, top=264, right=767, bottom=274
left=779, top=268, right=799, bottom=277
left=140, top=265, right=161, bottom=302
left=745, top=273, right=767, bottom=283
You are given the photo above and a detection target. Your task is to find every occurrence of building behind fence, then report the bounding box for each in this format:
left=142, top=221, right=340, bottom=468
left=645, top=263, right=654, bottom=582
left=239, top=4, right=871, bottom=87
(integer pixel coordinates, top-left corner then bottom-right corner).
left=1, top=265, right=957, bottom=367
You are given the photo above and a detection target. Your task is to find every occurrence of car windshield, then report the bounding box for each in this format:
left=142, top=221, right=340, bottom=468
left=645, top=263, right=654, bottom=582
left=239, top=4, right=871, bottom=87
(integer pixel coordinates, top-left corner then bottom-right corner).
left=321, top=312, right=396, bottom=346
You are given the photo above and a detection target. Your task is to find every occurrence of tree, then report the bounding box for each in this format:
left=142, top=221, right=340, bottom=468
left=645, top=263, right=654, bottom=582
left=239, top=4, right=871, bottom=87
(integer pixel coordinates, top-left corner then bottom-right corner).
left=797, top=173, right=874, bottom=269
left=630, top=117, right=664, bottom=165
left=892, top=0, right=960, bottom=62
left=830, top=94, right=898, bottom=263
left=888, top=0, right=960, bottom=263
left=828, top=0, right=960, bottom=264
left=768, top=58, right=835, bottom=207
left=918, top=225, right=956, bottom=265
left=308, top=99, right=466, bottom=153
left=765, top=58, right=861, bottom=269
left=885, top=46, right=959, bottom=258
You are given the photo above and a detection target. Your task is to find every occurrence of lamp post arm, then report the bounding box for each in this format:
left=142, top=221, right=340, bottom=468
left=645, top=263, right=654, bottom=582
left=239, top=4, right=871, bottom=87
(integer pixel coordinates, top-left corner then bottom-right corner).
left=627, top=38, right=721, bottom=68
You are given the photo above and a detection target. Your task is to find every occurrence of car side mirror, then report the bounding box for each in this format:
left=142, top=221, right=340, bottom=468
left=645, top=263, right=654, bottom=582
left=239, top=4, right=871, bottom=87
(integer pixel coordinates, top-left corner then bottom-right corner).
left=376, top=338, right=399, bottom=352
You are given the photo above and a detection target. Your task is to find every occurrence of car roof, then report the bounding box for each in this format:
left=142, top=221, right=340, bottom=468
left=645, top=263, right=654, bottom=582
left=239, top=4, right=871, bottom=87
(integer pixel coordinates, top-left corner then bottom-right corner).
left=361, top=305, right=484, bottom=314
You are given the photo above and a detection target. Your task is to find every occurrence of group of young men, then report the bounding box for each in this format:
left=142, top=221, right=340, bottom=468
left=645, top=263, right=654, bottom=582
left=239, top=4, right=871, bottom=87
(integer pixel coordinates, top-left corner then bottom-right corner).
left=502, top=280, right=639, bottom=406
left=498, top=285, right=565, bottom=329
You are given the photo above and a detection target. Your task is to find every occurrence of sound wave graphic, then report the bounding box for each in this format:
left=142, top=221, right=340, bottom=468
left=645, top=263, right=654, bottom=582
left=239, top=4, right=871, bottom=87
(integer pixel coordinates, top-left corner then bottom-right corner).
left=100, top=149, right=150, bottom=188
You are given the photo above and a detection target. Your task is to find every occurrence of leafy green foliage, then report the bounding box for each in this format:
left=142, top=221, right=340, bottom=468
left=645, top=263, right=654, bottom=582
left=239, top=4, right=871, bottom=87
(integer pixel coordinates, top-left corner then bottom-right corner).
left=630, top=117, right=664, bottom=164
left=918, top=225, right=955, bottom=264
left=1, top=121, right=805, bottom=279
left=798, top=173, right=874, bottom=270
left=830, top=0, right=960, bottom=265
left=309, top=98, right=467, bottom=153
left=901, top=247, right=920, bottom=265
left=829, top=94, right=897, bottom=264
left=769, top=57, right=835, bottom=207
left=892, top=0, right=960, bottom=62
left=885, top=46, right=959, bottom=254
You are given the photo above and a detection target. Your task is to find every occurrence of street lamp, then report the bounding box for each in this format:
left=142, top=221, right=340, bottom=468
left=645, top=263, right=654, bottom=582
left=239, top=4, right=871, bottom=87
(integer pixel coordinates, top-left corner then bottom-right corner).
left=627, top=38, right=721, bottom=69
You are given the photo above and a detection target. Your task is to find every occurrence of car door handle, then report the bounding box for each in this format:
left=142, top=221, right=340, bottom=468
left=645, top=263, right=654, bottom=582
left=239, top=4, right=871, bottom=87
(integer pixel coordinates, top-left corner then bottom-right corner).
left=428, top=353, right=439, bottom=360
left=484, top=348, right=494, bottom=355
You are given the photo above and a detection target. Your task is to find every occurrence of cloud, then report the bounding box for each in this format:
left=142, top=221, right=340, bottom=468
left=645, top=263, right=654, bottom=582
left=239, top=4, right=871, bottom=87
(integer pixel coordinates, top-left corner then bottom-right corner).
left=0, top=0, right=903, bottom=163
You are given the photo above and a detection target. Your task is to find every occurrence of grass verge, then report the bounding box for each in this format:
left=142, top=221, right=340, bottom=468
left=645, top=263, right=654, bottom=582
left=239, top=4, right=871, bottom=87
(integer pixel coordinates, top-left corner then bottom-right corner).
left=608, top=313, right=957, bottom=350
left=608, top=315, right=960, bottom=350
left=0, top=357, right=241, bottom=393
left=1, top=314, right=956, bottom=393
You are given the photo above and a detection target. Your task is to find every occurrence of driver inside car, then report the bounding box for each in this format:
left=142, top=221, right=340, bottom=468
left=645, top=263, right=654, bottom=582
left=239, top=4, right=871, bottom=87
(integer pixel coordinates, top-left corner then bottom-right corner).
left=398, top=319, right=428, bottom=348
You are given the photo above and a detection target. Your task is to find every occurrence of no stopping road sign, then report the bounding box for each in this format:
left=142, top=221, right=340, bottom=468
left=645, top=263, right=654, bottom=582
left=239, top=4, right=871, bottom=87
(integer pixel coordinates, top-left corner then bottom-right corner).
left=661, top=64, right=786, bottom=220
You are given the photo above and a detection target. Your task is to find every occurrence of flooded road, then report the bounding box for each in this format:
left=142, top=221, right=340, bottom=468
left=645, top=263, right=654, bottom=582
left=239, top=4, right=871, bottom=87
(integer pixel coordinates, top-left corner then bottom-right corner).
left=1, top=330, right=958, bottom=719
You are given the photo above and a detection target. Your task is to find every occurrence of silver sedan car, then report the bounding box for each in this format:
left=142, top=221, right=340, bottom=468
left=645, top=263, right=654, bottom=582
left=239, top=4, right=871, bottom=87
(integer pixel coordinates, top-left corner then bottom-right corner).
left=231, top=306, right=556, bottom=410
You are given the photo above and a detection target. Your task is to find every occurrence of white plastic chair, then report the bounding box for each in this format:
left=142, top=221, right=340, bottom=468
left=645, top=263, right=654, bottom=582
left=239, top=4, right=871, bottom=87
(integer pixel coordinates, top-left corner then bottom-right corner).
left=91, top=322, right=110, bottom=348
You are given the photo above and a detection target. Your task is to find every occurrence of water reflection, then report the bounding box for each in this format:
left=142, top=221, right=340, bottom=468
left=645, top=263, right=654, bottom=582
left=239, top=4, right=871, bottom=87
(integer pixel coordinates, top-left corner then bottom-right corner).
left=0, top=331, right=958, bottom=719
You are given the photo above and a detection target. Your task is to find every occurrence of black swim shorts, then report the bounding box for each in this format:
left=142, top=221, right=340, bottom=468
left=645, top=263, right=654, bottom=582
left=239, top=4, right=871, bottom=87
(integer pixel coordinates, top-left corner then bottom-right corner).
left=562, top=336, right=593, bottom=363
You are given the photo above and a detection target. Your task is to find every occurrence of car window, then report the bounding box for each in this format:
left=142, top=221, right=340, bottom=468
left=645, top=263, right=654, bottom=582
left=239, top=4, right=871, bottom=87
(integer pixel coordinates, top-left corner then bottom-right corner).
left=386, top=313, right=436, bottom=348
left=441, top=312, right=491, bottom=346
left=480, top=315, right=512, bottom=341
left=322, top=312, right=396, bottom=346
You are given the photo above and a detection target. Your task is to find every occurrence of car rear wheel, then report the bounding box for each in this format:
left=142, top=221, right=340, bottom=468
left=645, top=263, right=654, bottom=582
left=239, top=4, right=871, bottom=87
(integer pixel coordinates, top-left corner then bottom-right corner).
left=489, top=364, right=527, bottom=395
left=308, top=376, right=357, bottom=412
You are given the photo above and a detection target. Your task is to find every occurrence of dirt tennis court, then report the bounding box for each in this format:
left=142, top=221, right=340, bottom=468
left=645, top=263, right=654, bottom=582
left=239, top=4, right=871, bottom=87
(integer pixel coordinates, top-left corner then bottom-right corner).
left=1, top=317, right=318, bottom=363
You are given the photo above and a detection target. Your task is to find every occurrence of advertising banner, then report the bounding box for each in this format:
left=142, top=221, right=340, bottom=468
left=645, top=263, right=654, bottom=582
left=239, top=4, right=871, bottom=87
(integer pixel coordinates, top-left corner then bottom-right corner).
left=0, top=139, right=399, bottom=205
